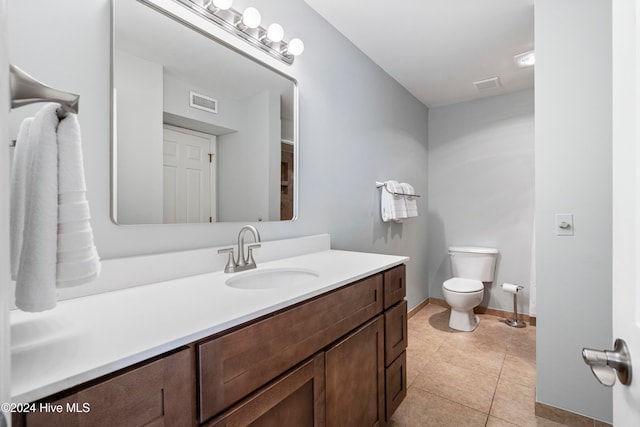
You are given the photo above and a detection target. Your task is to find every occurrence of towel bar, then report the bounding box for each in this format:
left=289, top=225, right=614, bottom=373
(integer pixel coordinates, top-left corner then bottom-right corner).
left=9, top=64, right=79, bottom=121
left=376, top=181, right=421, bottom=198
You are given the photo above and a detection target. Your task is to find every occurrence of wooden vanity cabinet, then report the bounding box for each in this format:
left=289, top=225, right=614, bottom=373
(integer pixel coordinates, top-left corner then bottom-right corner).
left=17, top=264, right=408, bottom=427
left=18, top=347, right=194, bottom=427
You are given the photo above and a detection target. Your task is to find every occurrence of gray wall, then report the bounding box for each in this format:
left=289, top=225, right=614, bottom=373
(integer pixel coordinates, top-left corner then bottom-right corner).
left=535, top=0, right=612, bottom=422
left=218, top=91, right=279, bottom=222
left=114, top=50, right=164, bottom=224
left=7, top=0, right=429, bottom=310
left=427, top=90, right=535, bottom=314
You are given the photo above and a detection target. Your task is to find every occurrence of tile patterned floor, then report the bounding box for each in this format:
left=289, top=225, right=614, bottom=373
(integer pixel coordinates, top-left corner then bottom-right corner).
left=389, top=304, right=566, bottom=427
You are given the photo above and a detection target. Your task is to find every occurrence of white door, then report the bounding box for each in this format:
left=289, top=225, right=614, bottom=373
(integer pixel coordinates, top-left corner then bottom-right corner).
left=611, top=0, right=640, bottom=423
left=162, top=125, right=216, bottom=223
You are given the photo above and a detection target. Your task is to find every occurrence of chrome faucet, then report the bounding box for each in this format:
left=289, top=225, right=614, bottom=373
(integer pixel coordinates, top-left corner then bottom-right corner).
left=218, top=225, right=262, bottom=273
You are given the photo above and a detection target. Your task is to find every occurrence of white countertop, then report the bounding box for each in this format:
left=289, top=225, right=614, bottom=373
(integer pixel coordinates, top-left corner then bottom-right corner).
left=11, top=248, right=407, bottom=403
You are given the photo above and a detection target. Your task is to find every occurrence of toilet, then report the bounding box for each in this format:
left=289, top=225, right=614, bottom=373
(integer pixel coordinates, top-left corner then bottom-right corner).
left=442, top=246, right=498, bottom=332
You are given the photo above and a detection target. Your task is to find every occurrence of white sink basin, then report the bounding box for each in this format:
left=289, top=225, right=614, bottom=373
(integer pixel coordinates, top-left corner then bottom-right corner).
left=225, top=268, right=319, bottom=290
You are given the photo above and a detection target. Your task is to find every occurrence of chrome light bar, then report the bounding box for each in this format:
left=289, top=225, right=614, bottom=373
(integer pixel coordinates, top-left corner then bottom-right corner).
left=176, top=0, right=304, bottom=65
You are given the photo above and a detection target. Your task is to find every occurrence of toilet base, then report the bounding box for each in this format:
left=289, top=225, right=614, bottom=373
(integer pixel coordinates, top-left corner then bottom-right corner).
left=449, top=309, right=480, bottom=332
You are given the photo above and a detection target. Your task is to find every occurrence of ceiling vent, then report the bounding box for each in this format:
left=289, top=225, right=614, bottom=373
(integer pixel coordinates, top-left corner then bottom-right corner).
left=472, top=77, right=501, bottom=92
left=190, top=91, right=218, bottom=114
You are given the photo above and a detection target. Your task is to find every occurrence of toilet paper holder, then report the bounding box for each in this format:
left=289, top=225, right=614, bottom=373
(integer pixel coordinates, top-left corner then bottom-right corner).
left=502, top=283, right=526, bottom=328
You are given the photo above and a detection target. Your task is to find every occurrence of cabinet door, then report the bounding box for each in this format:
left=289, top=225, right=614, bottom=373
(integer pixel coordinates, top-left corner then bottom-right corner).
left=205, top=353, right=325, bottom=427
left=24, top=348, right=194, bottom=427
left=325, top=316, right=384, bottom=427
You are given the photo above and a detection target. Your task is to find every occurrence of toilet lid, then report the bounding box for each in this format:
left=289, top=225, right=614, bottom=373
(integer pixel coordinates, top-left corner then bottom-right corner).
left=443, top=278, right=483, bottom=293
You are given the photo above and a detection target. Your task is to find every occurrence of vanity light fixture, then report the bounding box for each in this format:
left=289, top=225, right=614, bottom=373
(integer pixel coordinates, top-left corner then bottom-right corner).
left=180, top=0, right=305, bottom=64
left=237, top=6, right=261, bottom=29
left=514, top=50, right=535, bottom=68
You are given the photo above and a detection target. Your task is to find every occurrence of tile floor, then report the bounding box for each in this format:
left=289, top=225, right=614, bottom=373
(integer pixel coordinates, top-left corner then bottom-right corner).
left=389, top=303, right=565, bottom=427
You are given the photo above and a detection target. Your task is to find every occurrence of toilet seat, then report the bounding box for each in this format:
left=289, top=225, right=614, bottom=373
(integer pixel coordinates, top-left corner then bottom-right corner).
left=443, top=278, right=483, bottom=293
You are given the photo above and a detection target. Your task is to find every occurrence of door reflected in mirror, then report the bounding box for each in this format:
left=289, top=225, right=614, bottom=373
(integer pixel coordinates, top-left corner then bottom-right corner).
left=112, top=0, right=298, bottom=225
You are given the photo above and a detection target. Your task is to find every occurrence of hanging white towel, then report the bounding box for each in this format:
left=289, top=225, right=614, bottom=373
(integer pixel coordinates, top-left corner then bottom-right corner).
left=10, top=118, right=34, bottom=280
left=56, top=111, right=101, bottom=288
left=400, top=182, right=418, bottom=218
left=10, top=103, right=101, bottom=312
left=13, top=104, right=59, bottom=311
left=381, top=180, right=407, bottom=222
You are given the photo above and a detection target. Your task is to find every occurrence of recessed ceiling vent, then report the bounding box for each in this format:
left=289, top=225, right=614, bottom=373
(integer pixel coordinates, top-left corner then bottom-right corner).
left=190, top=91, right=218, bottom=114
left=472, top=77, right=501, bottom=92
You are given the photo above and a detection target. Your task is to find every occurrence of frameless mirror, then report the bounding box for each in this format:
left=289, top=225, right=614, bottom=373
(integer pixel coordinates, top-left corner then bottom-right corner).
left=112, top=0, right=298, bottom=224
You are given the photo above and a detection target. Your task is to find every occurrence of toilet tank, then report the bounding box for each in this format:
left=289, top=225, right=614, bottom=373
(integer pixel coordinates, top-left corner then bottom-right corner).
left=448, top=246, right=498, bottom=282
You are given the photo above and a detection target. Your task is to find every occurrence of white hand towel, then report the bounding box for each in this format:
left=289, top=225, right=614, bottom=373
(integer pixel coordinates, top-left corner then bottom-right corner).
left=11, top=103, right=101, bottom=312
left=56, top=112, right=101, bottom=288
left=390, top=181, right=408, bottom=222
left=10, top=118, right=33, bottom=280
left=400, top=183, right=418, bottom=218
left=14, top=104, right=59, bottom=312
left=381, top=180, right=408, bottom=222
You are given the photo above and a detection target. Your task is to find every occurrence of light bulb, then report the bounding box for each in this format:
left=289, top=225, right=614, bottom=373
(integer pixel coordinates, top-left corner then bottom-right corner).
left=242, top=7, right=261, bottom=29
left=212, top=0, right=233, bottom=10
left=287, top=38, right=304, bottom=56
left=267, top=23, right=284, bottom=43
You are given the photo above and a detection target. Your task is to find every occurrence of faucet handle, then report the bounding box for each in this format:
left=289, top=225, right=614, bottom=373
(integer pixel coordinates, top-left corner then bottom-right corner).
left=247, top=244, right=261, bottom=266
left=218, top=247, right=237, bottom=273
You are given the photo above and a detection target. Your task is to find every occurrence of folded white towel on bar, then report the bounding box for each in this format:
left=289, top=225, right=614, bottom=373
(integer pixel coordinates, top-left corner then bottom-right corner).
left=381, top=180, right=408, bottom=222
left=400, top=182, right=418, bottom=217
left=10, top=103, right=101, bottom=312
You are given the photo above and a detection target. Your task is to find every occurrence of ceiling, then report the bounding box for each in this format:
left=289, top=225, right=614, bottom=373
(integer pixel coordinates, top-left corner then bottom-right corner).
left=303, top=0, right=534, bottom=108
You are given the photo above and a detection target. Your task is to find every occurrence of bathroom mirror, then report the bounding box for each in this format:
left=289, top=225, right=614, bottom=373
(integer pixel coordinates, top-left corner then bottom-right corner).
left=112, top=0, right=298, bottom=225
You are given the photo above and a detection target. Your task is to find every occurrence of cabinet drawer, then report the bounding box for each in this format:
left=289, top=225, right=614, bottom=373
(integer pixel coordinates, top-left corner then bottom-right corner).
left=384, top=300, right=408, bottom=366
left=205, top=353, right=325, bottom=427
left=383, top=265, right=406, bottom=309
left=198, top=274, right=383, bottom=422
left=385, top=351, right=407, bottom=421
left=24, top=348, right=194, bottom=427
